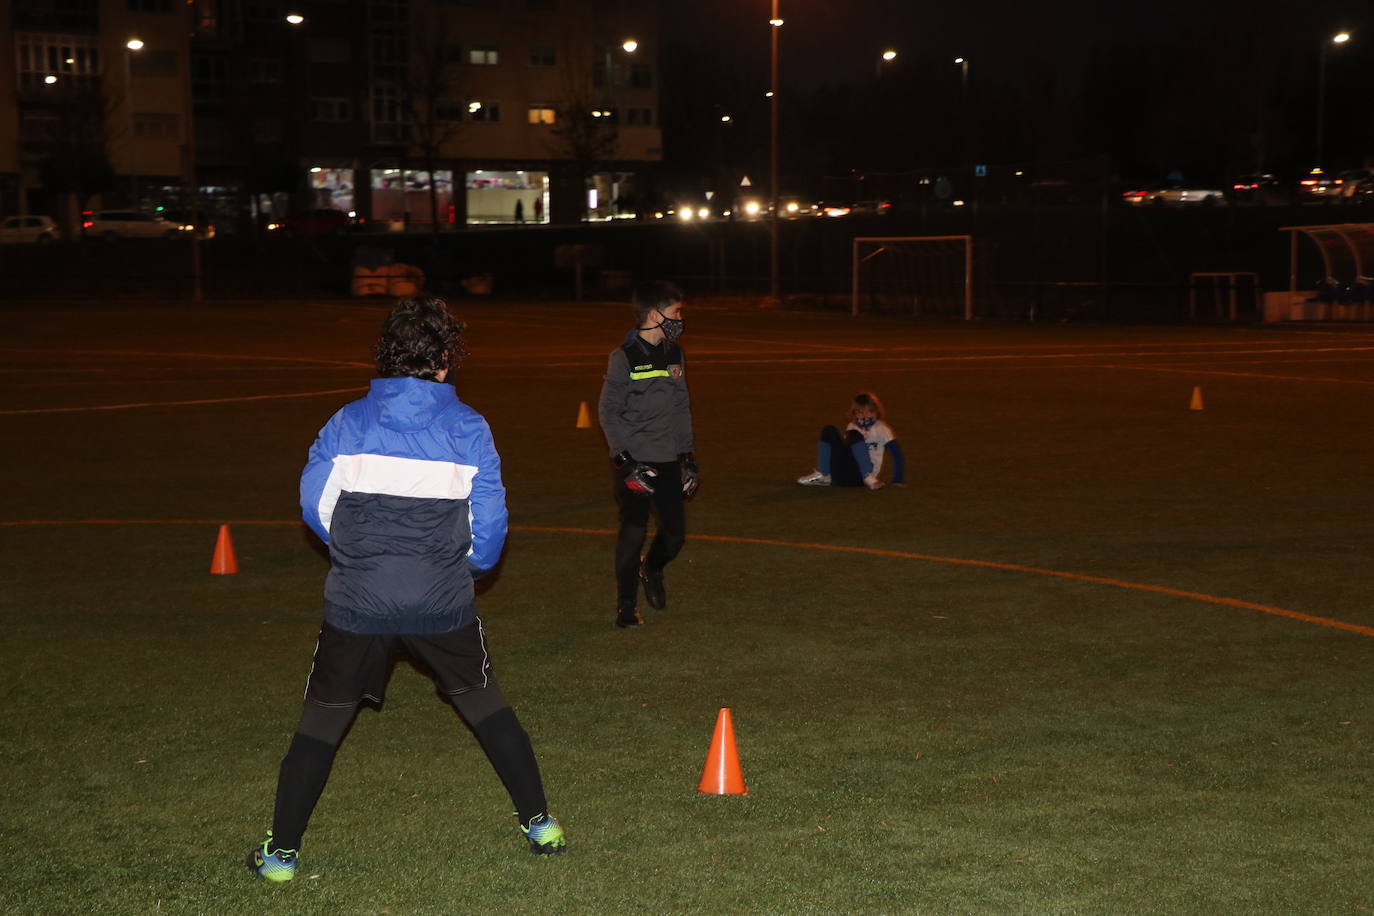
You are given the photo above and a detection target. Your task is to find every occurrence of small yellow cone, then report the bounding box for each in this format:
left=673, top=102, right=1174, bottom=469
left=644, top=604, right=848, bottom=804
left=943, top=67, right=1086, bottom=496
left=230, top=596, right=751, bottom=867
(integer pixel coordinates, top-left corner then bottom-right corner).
left=1189, top=386, right=1204, bottom=411
left=575, top=401, right=592, bottom=428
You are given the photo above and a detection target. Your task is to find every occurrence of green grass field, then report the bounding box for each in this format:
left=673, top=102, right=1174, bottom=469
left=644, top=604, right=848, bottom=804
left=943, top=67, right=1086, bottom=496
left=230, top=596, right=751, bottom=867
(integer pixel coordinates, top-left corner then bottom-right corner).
left=4, top=299, right=1374, bottom=914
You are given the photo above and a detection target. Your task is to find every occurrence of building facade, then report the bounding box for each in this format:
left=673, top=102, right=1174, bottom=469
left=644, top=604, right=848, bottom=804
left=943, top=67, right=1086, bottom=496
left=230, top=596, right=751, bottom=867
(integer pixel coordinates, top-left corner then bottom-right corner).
left=0, top=0, right=662, bottom=229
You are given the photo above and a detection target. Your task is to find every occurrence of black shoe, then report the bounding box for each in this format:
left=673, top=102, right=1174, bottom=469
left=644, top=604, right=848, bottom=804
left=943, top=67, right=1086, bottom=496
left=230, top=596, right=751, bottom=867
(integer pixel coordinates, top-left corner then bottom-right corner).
left=615, top=607, right=644, bottom=628
left=640, top=560, right=666, bottom=610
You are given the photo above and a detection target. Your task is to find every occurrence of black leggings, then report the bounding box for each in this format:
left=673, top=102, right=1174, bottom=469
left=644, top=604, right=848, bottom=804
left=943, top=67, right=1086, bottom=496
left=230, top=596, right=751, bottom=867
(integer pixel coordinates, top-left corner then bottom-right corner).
left=271, top=679, right=548, bottom=850
left=613, top=459, right=687, bottom=608
left=821, top=425, right=866, bottom=487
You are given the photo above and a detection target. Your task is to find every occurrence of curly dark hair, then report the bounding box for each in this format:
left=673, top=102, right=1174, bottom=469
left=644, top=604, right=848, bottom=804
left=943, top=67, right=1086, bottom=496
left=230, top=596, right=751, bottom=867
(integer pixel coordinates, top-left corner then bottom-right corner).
left=374, top=297, right=468, bottom=380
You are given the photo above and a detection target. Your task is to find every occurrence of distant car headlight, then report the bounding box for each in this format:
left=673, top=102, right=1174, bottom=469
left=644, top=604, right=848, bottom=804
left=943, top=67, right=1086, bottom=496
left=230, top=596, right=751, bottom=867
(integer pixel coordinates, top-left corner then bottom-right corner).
left=697, top=207, right=710, bottom=219
left=678, top=208, right=694, bottom=221
left=786, top=201, right=799, bottom=213
left=744, top=200, right=762, bottom=216
left=267, top=222, right=281, bottom=230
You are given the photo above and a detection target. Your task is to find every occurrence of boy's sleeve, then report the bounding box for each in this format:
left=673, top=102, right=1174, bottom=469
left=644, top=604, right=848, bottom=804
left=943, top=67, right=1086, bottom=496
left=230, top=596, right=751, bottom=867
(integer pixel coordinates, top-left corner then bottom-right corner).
left=597, top=348, right=631, bottom=457
left=300, top=409, right=345, bottom=544
left=465, top=417, right=508, bottom=574
left=673, top=352, right=694, bottom=454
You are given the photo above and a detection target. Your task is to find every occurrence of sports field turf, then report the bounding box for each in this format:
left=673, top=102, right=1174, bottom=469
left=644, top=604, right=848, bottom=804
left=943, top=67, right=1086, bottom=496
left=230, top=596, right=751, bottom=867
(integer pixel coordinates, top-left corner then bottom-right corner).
left=4, top=299, right=1374, bottom=914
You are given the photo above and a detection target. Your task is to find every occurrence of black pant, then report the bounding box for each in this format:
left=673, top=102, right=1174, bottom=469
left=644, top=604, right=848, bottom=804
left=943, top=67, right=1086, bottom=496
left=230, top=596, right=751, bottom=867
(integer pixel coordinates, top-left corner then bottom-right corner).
left=821, top=425, right=865, bottom=487
left=614, top=459, right=686, bottom=609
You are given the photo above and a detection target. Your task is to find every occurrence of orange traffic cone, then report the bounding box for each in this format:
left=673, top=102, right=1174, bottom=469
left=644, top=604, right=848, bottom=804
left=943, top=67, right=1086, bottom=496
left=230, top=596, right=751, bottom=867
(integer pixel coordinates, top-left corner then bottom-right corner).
left=575, top=401, right=592, bottom=429
left=210, top=524, right=239, bottom=575
left=1189, top=386, right=1204, bottom=411
left=697, top=707, right=748, bottom=795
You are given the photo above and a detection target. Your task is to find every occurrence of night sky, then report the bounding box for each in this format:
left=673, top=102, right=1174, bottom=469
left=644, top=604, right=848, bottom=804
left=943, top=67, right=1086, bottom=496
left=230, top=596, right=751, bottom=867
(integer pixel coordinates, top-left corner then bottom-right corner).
left=657, top=0, right=1374, bottom=191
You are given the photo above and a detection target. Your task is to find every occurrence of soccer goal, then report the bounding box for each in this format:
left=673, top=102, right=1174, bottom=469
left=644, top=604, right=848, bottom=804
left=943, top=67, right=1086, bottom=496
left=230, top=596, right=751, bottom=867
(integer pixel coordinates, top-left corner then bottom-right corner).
left=851, top=235, right=974, bottom=319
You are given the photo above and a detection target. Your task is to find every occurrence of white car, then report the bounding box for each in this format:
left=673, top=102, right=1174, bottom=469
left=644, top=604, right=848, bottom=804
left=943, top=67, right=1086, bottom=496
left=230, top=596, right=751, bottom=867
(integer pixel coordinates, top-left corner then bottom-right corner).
left=0, top=215, right=60, bottom=243
left=1143, top=186, right=1227, bottom=206
left=82, top=210, right=192, bottom=240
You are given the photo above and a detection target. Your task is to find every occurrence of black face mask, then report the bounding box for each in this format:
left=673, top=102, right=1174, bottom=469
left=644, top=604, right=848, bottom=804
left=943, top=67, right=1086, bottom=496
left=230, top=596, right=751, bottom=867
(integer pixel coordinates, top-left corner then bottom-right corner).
left=658, top=316, right=685, bottom=342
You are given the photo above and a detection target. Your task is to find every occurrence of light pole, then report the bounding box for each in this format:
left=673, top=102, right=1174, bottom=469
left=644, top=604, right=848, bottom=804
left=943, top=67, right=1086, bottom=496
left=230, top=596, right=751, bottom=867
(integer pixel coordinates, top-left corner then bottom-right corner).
left=595, top=37, right=636, bottom=219
left=1315, top=30, right=1350, bottom=168
left=180, top=13, right=202, bottom=301
left=768, top=3, right=782, bottom=301
left=124, top=39, right=144, bottom=208
left=954, top=56, right=969, bottom=164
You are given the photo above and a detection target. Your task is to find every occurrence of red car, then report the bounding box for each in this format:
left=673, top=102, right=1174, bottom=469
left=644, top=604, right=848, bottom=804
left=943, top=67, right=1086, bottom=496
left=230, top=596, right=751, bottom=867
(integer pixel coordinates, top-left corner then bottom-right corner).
left=266, top=208, right=357, bottom=236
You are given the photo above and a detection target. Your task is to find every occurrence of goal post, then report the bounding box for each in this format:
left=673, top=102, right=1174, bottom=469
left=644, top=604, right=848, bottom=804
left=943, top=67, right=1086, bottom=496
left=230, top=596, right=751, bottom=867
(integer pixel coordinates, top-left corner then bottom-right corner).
left=851, top=235, right=974, bottom=319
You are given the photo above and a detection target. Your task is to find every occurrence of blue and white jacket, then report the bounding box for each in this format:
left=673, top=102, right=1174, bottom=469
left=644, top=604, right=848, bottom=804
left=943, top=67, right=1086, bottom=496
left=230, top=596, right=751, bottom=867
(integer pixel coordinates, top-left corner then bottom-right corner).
left=300, top=376, right=508, bottom=635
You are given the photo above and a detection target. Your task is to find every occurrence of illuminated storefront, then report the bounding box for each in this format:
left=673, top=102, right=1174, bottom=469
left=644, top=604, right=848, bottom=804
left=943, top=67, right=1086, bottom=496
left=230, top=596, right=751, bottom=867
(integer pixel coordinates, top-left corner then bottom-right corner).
left=309, top=168, right=355, bottom=213
left=466, top=170, right=548, bottom=224
left=370, top=168, right=454, bottom=225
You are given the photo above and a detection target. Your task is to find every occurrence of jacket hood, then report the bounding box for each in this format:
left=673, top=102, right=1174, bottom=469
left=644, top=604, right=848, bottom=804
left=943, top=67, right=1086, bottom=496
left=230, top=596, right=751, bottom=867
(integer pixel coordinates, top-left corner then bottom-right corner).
left=368, top=377, right=458, bottom=432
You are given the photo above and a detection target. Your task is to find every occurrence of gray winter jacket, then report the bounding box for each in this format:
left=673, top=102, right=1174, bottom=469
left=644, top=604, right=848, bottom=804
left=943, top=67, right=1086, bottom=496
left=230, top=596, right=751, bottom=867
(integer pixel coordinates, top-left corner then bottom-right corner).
left=597, top=329, right=694, bottom=462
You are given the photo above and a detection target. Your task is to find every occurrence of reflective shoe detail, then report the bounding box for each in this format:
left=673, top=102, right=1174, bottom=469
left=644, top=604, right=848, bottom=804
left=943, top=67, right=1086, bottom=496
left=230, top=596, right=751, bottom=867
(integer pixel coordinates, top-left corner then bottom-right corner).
left=615, top=608, right=644, bottom=628
left=797, top=471, right=831, bottom=486
left=640, top=559, right=666, bottom=610
left=247, top=830, right=298, bottom=883
left=522, top=814, right=568, bottom=856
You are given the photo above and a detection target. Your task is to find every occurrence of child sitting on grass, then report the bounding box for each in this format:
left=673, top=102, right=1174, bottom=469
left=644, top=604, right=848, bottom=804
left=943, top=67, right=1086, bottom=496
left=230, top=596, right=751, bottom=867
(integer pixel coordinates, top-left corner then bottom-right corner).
left=796, top=391, right=905, bottom=490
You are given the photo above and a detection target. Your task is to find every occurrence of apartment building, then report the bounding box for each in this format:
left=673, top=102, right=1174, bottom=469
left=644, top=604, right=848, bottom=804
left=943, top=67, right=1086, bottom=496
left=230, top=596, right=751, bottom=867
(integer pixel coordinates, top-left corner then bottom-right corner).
left=1, top=0, right=662, bottom=228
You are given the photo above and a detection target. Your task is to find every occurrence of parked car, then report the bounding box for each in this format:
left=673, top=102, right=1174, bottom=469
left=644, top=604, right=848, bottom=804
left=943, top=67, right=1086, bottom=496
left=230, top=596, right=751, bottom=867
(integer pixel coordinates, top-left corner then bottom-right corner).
left=1229, top=173, right=1286, bottom=205
left=158, top=210, right=216, bottom=239
left=850, top=199, right=892, bottom=215
left=1297, top=168, right=1339, bottom=202
left=265, top=208, right=354, bottom=236
left=1143, top=184, right=1227, bottom=206
left=1335, top=169, right=1374, bottom=202
left=1350, top=177, right=1374, bottom=202
left=82, top=210, right=191, bottom=240
left=0, top=215, right=60, bottom=243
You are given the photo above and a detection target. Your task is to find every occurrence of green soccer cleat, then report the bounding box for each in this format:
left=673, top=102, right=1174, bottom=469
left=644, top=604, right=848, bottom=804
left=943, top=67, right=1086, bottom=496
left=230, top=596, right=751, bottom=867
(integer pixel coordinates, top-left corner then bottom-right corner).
left=521, top=814, right=568, bottom=856
left=246, top=830, right=298, bottom=882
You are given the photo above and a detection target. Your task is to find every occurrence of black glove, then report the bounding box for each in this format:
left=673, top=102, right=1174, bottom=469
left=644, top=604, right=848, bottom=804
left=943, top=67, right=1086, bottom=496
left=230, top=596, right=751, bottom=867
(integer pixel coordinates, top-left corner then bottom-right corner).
left=680, top=452, right=700, bottom=498
left=614, top=451, right=658, bottom=495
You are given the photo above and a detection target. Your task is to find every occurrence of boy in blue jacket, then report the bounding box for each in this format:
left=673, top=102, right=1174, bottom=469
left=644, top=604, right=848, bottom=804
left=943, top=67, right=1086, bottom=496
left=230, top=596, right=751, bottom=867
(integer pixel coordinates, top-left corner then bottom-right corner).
left=247, top=297, right=564, bottom=883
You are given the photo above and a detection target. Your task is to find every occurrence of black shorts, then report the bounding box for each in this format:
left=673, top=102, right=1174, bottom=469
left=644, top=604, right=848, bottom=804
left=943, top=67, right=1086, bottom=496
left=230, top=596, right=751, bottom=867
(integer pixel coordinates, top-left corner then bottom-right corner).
left=303, top=619, right=494, bottom=708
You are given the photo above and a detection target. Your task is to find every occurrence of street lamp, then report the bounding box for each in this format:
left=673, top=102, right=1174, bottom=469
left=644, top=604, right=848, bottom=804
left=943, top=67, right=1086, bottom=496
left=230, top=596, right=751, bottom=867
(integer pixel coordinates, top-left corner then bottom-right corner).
left=954, top=57, right=969, bottom=163
left=876, top=48, right=897, bottom=78
left=179, top=16, right=203, bottom=301
left=768, top=3, right=782, bottom=301
left=124, top=38, right=144, bottom=208
left=593, top=37, right=637, bottom=220
left=1315, top=31, right=1351, bottom=168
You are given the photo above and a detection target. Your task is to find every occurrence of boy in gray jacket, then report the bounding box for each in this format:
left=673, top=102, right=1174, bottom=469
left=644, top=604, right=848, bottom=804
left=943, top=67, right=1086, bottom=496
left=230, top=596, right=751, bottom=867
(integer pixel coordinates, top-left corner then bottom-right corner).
left=597, top=281, right=699, bottom=628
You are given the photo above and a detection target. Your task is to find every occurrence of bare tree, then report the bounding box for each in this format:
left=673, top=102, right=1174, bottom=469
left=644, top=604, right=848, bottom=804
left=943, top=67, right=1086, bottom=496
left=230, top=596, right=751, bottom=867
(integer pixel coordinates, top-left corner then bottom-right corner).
left=36, top=75, right=119, bottom=235
left=547, top=41, right=620, bottom=219
left=405, top=10, right=468, bottom=234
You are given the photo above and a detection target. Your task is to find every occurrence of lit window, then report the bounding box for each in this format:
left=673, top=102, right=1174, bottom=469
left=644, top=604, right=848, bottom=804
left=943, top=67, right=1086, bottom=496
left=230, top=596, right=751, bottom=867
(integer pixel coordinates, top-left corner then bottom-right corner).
left=468, top=46, right=498, bottom=65
left=469, top=101, right=501, bottom=122
left=527, top=105, right=556, bottom=125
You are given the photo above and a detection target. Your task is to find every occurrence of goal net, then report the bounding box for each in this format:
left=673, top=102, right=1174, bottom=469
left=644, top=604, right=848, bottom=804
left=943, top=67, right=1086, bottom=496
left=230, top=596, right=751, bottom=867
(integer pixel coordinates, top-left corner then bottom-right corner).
left=851, top=235, right=974, bottom=319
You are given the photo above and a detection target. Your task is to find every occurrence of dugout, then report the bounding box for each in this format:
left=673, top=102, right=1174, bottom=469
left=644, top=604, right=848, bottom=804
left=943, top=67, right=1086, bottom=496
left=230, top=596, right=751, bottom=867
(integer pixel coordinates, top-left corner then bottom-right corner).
left=1271, top=223, right=1374, bottom=321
